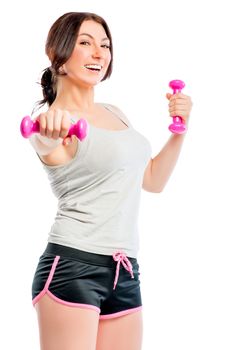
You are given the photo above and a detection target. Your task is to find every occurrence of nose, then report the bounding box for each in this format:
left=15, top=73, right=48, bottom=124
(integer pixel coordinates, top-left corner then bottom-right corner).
left=92, top=44, right=104, bottom=59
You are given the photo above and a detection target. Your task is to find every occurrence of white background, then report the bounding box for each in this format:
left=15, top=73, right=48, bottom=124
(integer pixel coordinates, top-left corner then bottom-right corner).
left=1, top=0, right=233, bottom=349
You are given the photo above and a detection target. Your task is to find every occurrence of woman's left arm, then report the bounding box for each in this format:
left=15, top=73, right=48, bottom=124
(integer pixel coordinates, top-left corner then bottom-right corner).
left=142, top=92, right=193, bottom=193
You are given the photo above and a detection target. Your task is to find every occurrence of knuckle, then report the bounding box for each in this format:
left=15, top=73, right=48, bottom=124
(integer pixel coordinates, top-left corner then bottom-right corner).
left=46, top=127, right=53, bottom=134
left=61, top=124, right=69, bottom=132
left=60, top=128, right=69, bottom=138
left=53, top=126, right=60, bottom=133
left=40, top=120, right=46, bottom=129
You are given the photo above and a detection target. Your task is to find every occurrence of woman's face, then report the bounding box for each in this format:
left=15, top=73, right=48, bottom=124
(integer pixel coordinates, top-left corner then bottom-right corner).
left=63, top=20, right=111, bottom=87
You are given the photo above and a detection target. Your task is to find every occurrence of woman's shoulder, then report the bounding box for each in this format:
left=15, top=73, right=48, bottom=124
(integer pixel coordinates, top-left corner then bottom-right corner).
left=98, top=102, right=123, bottom=113
left=98, top=102, right=132, bottom=127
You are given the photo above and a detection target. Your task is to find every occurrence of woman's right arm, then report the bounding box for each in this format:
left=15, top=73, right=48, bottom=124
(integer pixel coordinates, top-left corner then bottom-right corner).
left=29, top=133, right=63, bottom=156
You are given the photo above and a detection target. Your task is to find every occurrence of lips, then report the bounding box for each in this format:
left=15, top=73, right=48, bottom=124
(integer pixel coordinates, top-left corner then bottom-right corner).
left=84, top=64, right=102, bottom=71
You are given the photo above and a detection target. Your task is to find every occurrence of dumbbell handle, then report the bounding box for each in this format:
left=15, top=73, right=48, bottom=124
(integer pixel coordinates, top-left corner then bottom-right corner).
left=20, top=116, right=88, bottom=141
left=168, top=80, right=187, bottom=134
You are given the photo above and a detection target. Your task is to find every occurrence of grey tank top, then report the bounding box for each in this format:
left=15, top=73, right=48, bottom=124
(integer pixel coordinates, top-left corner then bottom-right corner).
left=41, top=103, right=152, bottom=258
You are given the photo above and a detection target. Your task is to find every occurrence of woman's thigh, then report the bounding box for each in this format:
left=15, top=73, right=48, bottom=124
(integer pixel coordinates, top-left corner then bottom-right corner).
left=35, top=293, right=100, bottom=350
left=96, top=309, right=143, bottom=350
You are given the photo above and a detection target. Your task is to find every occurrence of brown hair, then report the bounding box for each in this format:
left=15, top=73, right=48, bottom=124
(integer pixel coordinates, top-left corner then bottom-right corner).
left=37, top=12, right=113, bottom=108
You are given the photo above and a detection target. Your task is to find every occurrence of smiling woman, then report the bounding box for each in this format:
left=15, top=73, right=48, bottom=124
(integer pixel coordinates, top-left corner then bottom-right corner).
left=38, top=12, right=113, bottom=108
left=24, top=10, right=192, bottom=350
left=54, top=21, right=112, bottom=89
left=46, top=12, right=113, bottom=79
left=28, top=11, right=147, bottom=350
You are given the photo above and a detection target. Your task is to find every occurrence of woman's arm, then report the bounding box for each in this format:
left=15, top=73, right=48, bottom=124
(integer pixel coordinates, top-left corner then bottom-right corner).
left=144, top=133, right=186, bottom=193
left=142, top=92, right=192, bottom=193
left=29, top=133, right=62, bottom=156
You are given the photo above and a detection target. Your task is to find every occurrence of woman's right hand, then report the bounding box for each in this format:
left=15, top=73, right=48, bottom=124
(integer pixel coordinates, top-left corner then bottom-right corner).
left=36, top=109, right=72, bottom=146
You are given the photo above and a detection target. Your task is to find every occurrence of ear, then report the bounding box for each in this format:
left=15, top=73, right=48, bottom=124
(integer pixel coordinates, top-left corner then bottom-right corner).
left=62, top=64, right=68, bottom=74
left=59, top=65, right=67, bottom=74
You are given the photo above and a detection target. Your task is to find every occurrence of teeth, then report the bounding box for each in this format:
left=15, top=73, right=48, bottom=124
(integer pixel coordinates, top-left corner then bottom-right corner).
left=85, top=64, right=102, bottom=71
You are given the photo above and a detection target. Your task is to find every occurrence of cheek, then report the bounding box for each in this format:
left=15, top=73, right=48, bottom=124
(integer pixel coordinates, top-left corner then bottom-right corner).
left=70, top=49, right=87, bottom=66
left=75, top=46, right=89, bottom=59
left=64, top=49, right=87, bottom=72
left=105, top=52, right=112, bottom=66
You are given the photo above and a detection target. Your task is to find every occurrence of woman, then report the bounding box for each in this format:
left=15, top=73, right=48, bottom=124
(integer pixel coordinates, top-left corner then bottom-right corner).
left=29, top=12, right=192, bottom=350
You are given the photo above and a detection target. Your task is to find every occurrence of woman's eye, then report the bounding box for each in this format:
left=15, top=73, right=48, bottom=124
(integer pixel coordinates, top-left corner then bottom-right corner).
left=80, top=41, right=90, bottom=45
left=80, top=41, right=110, bottom=49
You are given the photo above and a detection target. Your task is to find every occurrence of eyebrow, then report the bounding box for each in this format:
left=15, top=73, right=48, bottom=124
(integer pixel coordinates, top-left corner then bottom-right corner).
left=78, top=33, right=110, bottom=41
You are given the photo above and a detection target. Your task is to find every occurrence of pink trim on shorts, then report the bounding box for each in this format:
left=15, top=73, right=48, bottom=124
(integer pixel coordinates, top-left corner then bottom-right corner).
left=45, top=290, right=100, bottom=313
left=99, top=306, right=143, bottom=320
left=112, top=251, right=134, bottom=290
left=32, top=255, right=100, bottom=314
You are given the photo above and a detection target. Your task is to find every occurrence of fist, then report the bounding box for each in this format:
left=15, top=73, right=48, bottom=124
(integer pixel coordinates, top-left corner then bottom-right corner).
left=166, top=93, right=193, bottom=125
left=36, top=109, right=72, bottom=145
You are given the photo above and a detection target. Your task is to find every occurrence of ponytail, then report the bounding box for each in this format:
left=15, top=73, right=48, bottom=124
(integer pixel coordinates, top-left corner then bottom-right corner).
left=32, top=67, right=56, bottom=115
left=39, top=67, right=57, bottom=107
left=32, top=66, right=66, bottom=115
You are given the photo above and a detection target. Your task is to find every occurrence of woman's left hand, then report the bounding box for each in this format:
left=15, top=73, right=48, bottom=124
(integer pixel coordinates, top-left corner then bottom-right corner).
left=166, top=92, right=193, bottom=125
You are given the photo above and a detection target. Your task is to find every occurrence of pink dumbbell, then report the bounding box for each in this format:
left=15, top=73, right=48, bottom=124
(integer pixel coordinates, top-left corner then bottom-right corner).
left=20, top=116, right=88, bottom=141
left=168, top=79, right=187, bottom=134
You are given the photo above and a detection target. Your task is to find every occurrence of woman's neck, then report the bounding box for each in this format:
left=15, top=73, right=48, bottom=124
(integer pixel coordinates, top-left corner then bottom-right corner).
left=54, top=79, right=95, bottom=112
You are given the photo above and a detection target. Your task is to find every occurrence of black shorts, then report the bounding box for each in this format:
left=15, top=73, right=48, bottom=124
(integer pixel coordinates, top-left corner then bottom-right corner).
left=32, top=243, right=142, bottom=319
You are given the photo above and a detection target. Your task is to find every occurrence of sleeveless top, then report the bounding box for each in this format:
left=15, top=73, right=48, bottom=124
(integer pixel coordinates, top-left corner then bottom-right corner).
left=39, top=103, right=152, bottom=258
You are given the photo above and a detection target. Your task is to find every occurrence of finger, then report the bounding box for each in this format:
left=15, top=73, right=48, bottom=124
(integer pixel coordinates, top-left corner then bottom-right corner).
left=60, top=110, right=71, bottom=139
left=52, top=109, right=62, bottom=139
left=169, top=93, right=188, bottom=101
left=39, top=113, right=46, bottom=136
left=45, top=110, right=54, bottom=138
left=169, top=108, right=188, bottom=117
left=169, top=106, right=188, bottom=113
left=169, top=100, right=188, bottom=108
left=169, top=109, right=189, bottom=117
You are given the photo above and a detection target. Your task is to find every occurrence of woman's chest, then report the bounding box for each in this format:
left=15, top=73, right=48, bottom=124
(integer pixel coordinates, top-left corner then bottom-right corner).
left=81, top=128, right=152, bottom=174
